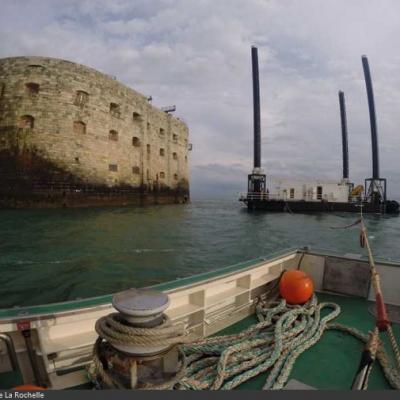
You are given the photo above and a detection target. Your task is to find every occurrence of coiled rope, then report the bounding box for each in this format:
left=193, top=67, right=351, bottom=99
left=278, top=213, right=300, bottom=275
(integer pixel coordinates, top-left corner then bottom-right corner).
left=175, top=295, right=400, bottom=390
left=91, top=313, right=191, bottom=389
left=95, top=313, right=189, bottom=348
left=90, top=295, right=400, bottom=390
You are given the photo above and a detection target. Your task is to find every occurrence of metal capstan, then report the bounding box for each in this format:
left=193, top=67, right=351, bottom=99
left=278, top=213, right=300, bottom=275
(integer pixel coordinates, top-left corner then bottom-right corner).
left=112, top=288, right=171, bottom=355
left=91, top=288, right=187, bottom=389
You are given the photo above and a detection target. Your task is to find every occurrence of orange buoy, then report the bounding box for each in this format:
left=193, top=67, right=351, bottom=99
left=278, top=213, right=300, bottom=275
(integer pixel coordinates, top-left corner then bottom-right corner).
left=279, top=270, right=314, bottom=304
left=13, top=384, right=46, bottom=391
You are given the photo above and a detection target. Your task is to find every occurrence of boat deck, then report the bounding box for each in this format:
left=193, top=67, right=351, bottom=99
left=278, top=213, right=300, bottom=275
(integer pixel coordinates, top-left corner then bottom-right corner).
left=1, top=285, right=398, bottom=390
left=218, top=292, right=400, bottom=390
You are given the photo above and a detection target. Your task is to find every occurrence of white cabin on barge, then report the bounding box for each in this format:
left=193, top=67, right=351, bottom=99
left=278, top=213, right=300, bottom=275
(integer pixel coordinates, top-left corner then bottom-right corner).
left=270, top=179, right=352, bottom=202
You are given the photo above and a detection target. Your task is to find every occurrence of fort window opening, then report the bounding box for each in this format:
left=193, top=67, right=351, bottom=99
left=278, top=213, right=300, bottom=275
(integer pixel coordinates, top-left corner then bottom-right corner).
left=0, top=83, right=5, bottom=98
left=73, top=121, right=86, bottom=135
left=109, top=130, right=119, bottom=141
left=185, top=156, right=188, bottom=162
left=173, top=173, right=178, bottom=180
left=133, top=112, right=141, bottom=120
left=160, top=148, right=165, bottom=156
left=109, top=164, right=118, bottom=172
left=173, top=152, right=178, bottom=160
left=147, top=144, right=151, bottom=153
left=160, top=172, right=165, bottom=179
left=75, top=90, right=89, bottom=106
left=28, top=64, right=45, bottom=72
left=317, top=186, right=323, bottom=200
left=159, top=128, right=165, bottom=136
left=75, top=157, right=80, bottom=164
left=110, top=103, right=120, bottom=117
left=147, top=122, right=151, bottom=131
left=19, top=115, right=34, bottom=129
left=132, top=166, right=140, bottom=174
left=25, top=82, right=40, bottom=95
left=290, top=188, right=295, bottom=199
left=132, top=137, right=140, bottom=147
left=173, top=134, right=178, bottom=142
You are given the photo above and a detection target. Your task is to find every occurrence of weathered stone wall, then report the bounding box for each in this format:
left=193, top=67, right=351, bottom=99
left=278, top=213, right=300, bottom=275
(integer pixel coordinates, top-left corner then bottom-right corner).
left=0, top=57, right=190, bottom=207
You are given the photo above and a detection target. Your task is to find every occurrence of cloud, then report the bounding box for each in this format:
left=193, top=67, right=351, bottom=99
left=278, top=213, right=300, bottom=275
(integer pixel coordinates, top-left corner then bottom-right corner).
left=1, top=0, right=400, bottom=198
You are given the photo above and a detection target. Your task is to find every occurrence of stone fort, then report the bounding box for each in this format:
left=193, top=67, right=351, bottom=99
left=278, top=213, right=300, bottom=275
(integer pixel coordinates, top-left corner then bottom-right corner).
left=0, top=56, right=190, bottom=207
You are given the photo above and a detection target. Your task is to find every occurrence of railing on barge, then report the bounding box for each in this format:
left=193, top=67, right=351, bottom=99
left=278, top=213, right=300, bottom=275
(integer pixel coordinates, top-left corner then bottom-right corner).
left=239, top=192, right=366, bottom=203
left=239, top=192, right=280, bottom=201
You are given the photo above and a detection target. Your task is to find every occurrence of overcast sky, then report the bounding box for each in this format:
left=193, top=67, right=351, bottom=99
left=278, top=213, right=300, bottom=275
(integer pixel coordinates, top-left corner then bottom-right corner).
left=1, top=0, right=399, bottom=199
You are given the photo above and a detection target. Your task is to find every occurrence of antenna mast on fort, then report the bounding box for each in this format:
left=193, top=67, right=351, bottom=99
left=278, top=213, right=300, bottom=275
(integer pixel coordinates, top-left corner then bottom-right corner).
left=161, top=105, right=176, bottom=113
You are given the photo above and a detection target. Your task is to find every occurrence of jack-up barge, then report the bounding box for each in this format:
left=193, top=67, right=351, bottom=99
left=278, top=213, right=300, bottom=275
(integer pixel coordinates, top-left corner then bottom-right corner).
left=240, top=47, right=399, bottom=214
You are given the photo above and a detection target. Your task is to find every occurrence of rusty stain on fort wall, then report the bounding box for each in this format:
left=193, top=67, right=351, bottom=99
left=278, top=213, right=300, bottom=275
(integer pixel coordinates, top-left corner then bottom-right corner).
left=0, top=57, right=190, bottom=207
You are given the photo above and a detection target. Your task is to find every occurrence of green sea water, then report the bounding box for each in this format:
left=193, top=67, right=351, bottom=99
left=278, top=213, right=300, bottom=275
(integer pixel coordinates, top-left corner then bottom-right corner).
left=0, top=198, right=399, bottom=309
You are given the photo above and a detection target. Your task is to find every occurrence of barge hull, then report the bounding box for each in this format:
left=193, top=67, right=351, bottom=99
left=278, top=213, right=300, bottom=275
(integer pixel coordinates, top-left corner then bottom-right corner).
left=243, top=199, right=399, bottom=214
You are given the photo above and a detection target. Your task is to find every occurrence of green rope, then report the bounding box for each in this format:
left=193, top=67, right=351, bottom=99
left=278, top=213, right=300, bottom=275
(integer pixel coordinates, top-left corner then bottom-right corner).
left=90, top=294, right=400, bottom=390
left=176, top=295, right=400, bottom=390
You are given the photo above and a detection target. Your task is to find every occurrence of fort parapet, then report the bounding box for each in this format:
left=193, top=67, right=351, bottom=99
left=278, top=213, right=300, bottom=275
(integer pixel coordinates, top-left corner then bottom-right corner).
left=0, top=57, right=190, bottom=207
